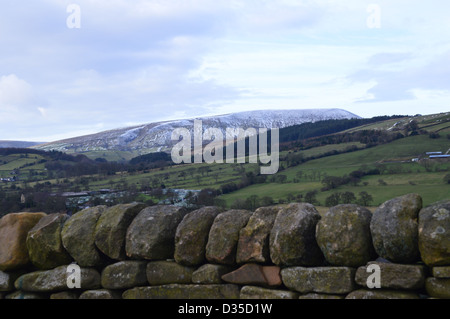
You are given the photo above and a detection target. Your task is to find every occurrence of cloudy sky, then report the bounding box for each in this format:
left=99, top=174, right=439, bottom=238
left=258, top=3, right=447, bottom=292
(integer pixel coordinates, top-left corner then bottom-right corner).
left=0, top=0, right=449, bottom=142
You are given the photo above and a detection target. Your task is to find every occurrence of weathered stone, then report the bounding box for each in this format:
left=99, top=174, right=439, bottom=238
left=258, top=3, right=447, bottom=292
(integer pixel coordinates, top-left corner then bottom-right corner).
left=101, top=260, right=148, bottom=289
left=0, top=270, right=24, bottom=292
left=14, top=265, right=101, bottom=292
left=355, top=262, right=426, bottom=290
left=125, top=205, right=187, bottom=260
left=174, top=206, right=223, bottom=266
left=205, top=209, right=253, bottom=265
left=0, top=271, right=11, bottom=291
left=432, top=266, right=450, bottom=278
left=94, top=203, right=146, bottom=260
left=147, top=261, right=195, bottom=285
left=240, top=286, right=299, bottom=299
left=122, top=284, right=240, bottom=299
left=5, top=291, right=49, bottom=299
left=26, top=213, right=72, bottom=270
left=346, top=289, right=420, bottom=299
left=61, top=206, right=107, bottom=267
left=281, top=266, right=356, bottom=294
left=425, top=278, right=450, bottom=299
left=370, top=193, right=422, bottom=263
left=270, top=203, right=323, bottom=266
left=298, top=293, right=344, bottom=299
left=50, top=291, right=80, bottom=299
left=0, top=212, right=47, bottom=271
left=316, top=204, right=375, bottom=267
left=418, top=200, right=450, bottom=266
left=79, top=289, right=122, bottom=299
left=192, top=264, right=233, bottom=284
left=221, top=263, right=281, bottom=287
left=236, top=206, right=280, bottom=264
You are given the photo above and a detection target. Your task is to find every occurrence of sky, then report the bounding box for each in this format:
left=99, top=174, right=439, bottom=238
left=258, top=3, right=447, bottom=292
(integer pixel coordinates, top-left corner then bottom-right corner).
left=0, top=0, right=449, bottom=142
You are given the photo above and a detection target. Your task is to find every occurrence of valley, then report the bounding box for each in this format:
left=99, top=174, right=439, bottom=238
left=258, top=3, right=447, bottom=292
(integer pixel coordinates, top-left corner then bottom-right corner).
left=0, top=111, right=449, bottom=216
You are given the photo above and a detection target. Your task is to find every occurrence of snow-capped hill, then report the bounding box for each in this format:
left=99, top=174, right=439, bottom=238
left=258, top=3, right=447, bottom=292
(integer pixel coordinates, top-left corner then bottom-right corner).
left=208, top=108, right=359, bottom=128
left=34, top=108, right=360, bottom=155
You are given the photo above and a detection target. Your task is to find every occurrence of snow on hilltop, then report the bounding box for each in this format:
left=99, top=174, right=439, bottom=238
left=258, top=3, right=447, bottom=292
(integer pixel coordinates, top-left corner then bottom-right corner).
left=34, top=108, right=361, bottom=154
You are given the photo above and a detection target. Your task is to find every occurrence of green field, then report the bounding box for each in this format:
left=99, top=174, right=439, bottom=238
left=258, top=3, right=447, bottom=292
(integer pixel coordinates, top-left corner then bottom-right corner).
left=1, top=112, right=449, bottom=212
left=0, top=154, right=47, bottom=178
left=344, top=112, right=450, bottom=134
left=288, top=142, right=365, bottom=158
left=219, top=134, right=450, bottom=208
left=3, top=132, right=448, bottom=209
left=218, top=171, right=448, bottom=208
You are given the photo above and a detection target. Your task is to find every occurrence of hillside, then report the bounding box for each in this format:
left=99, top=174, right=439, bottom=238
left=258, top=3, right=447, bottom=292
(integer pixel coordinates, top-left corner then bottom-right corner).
left=0, top=141, right=43, bottom=148
left=219, top=134, right=450, bottom=207
left=32, top=108, right=360, bottom=161
left=0, top=111, right=448, bottom=214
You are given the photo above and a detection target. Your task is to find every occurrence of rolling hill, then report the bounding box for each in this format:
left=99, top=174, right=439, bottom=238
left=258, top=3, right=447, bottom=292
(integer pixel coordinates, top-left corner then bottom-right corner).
left=32, top=108, right=360, bottom=160
left=0, top=141, right=44, bottom=148
left=0, top=110, right=448, bottom=214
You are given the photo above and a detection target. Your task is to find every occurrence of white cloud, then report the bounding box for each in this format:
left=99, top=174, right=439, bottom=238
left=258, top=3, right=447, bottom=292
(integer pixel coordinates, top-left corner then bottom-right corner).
left=367, top=52, right=413, bottom=66
left=1, top=1, right=450, bottom=141
left=0, top=74, right=51, bottom=140
left=0, top=74, right=35, bottom=110
left=37, top=107, right=48, bottom=118
left=349, top=49, right=450, bottom=103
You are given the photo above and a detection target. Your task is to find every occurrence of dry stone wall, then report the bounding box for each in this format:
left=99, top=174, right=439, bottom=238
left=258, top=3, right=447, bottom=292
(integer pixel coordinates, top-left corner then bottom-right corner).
left=0, top=195, right=449, bottom=299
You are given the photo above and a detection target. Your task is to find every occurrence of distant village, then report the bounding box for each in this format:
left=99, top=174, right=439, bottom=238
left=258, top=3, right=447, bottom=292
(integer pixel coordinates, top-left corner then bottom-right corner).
left=58, top=188, right=199, bottom=212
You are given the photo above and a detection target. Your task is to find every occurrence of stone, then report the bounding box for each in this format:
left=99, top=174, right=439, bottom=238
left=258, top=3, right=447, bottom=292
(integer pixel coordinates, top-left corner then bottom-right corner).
left=94, top=203, right=146, bottom=261
left=101, top=260, right=148, bottom=289
left=0, top=212, right=47, bottom=271
left=50, top=291, right=80, bottom=299
left=0, top=270, right=24, bottom=292
left=432, top=266, right=450, bottom=278
left=425, top=278, right=450, bottom=299
left=316, top=204, right=375, bottom=267
left=281, top=266, right=356, bottom=294
left=5, top=291, right=49, bottom=299
left=236, top=206, right=280, bottom=264
left=14, top=265, right=101, bottom=292
left=125, top=205, right=187, bottom=260
left=221, top=263, right=281, bottom=287
left=174, top=206, right=223, bottom=266
left=122, top=284, right=240, bottom=299
left=240, top=286, right=299, bottom=299
left=79, top=289, right=122, bottom=299
left=26, top=213, right=72, bottom=270
left=269, top=203, right=323, bottom=266
left=146, top=261, right=195, bottom=285
left=61, top=206, right=107, bottom=267
left=345, top=289, right=420, bottom=299
left=418, top=200, right=450, bottom=266
left=192, top=264, right=233, bottom=284
left=205, top=209, right=253, bottom=265
left=355, top=262, right=426, bottom=290
left=370, top=193, right=422, bottom=263
left=298, top=293, right=344, bottom=299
